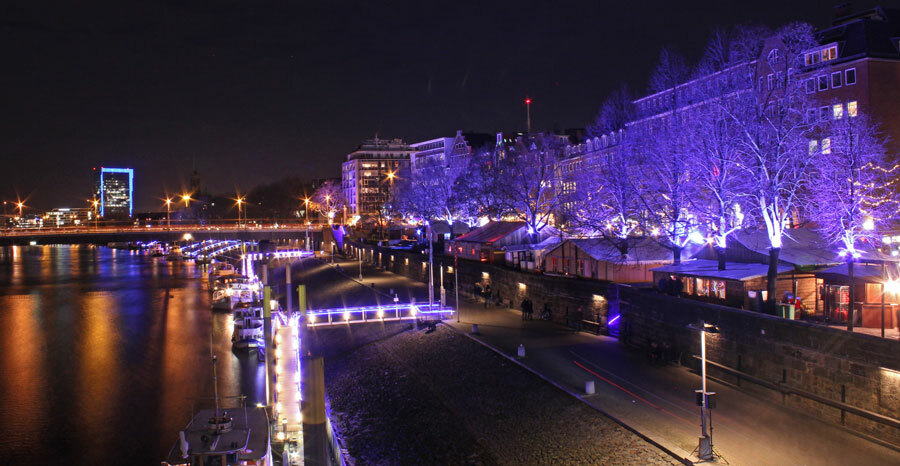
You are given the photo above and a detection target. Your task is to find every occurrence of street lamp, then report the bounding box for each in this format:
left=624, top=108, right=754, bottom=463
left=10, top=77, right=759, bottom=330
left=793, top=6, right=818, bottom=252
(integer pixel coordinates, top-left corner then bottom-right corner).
left=325, top=195, right=333, bottom=225
left=689, top=321, right=719, bottom=461
left=164, top=197, right=172, bottom=230
left=236, top=196, right=245, bottom=228
left=303, top=197, right=310, bottom=250
left=91, top=198, right=100, bottom=229
left=384, top=171, right=395, bottom=241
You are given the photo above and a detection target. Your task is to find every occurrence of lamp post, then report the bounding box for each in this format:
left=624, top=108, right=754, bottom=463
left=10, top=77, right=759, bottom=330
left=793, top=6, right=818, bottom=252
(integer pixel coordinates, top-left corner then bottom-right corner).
left=384, top=171, right=395, bottom=241
left=182, top=194, right=192, bottom=227
left=236, top=197, right=244, bottom=228
left=88, top=198, right=100, bottom=229
left=690, top=321, right=718, bottom=461
left=427, top=221, right=434, bottom=309
left=455, top=252, right=460, bottom=322
left=303, top=197, right=310, bottom=251
left=325, top=195, right=332, bottom=225
left=164, top=198, right=172, bottom=230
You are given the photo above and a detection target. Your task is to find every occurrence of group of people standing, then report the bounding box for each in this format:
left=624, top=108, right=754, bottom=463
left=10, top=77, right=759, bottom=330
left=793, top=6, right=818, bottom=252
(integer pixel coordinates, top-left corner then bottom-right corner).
left=520, top=298, right=534, bottom=320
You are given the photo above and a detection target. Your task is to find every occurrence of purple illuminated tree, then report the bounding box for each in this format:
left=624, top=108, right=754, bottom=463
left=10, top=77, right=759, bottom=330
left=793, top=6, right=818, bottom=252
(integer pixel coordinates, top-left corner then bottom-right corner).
left=496, top=133, right=565, bottom=243
left=728, top=23, right=819, bottom=307
left=568, top=88, right=643, bottom=257
left=633, top=48, right=697, bottom=264
left=448, top=149, right=506, bottom=224
left=311, top=180, right=345, bottom=224
left=686, top=27, right=766, bottom=269
left=394, top=164, right=454, bottom=223
left=811, top=110, right=893, bottom=330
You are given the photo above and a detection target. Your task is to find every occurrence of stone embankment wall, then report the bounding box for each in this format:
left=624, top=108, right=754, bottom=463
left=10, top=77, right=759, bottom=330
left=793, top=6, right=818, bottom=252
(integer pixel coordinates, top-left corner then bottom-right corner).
left=349, top=242, right=610, bottom=328
left=617, top=284, right=900, bottom=446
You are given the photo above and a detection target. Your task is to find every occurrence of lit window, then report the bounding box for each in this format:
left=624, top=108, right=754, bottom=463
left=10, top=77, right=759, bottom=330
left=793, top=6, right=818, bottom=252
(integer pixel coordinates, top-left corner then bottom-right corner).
left=821, top=46, right=837, bottom=62
left=818, top=75, right=828, bottom=91
left=832, top=71, right=842, bottom=88
left=696, top=279, right=709, bottom=296
left=711, top=280, right=726, bottom=299
left=822, top=138, right=831, bottom=155
left=845, top=68, right=856, bottom=85
left=848, top=101, right=858, bottom=117
left=833, top=104, right=843, bottom=119
left=809, top=140, right=818, bottom=155
left=805, top=52, right=819, bottom=66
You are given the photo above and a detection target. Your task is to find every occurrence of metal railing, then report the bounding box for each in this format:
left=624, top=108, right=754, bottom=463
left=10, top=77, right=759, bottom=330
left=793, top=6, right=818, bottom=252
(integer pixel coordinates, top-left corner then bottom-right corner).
left=693, top=355, right=900, bottom=430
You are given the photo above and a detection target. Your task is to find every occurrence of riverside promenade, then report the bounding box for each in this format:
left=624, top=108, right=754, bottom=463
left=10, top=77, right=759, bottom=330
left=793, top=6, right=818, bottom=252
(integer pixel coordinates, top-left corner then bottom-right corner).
left=328, top=253, right=900, bottom=466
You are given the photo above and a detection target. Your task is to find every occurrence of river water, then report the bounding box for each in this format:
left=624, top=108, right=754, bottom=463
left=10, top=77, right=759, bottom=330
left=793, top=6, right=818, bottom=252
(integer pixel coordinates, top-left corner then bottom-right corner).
left=0, top=245, right=265, bottom=465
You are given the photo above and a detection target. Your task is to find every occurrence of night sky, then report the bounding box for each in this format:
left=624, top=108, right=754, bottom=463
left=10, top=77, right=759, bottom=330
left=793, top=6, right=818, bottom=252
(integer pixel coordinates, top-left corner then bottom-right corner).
left=1, top=0, right=884, bottom=211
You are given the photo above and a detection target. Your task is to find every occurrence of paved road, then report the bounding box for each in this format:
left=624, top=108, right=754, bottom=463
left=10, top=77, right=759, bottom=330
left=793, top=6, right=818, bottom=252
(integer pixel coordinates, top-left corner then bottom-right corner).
left=322, top=254, right=900, bottom=466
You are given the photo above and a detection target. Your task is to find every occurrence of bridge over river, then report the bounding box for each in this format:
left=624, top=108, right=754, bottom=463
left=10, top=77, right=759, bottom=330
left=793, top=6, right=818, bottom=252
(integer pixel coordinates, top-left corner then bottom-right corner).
left=0, top=225, right=326, bottom=246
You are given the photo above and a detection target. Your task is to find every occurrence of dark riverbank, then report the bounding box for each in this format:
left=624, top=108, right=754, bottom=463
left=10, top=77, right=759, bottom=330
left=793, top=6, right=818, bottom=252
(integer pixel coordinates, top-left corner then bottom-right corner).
left=325, top=324, right=675, bottom=465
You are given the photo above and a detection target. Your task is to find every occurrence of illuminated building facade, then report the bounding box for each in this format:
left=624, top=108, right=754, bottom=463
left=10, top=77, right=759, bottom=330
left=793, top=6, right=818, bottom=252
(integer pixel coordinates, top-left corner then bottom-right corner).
left=44, top=208, right=94, bottom=227
left=92, top=167, right=134, bottom=218
left=341, top=138, right=413, bottom=219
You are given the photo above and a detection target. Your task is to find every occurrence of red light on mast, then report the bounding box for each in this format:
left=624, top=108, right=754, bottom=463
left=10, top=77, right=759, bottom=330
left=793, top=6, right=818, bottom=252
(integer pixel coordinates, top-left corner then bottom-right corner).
left=524, top=98, right=532, bottom=104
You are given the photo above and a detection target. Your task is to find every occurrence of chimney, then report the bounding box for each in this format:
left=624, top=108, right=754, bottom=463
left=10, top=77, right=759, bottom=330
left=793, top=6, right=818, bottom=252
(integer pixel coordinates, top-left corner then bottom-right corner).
left=834, top=3, right=852, bottom=20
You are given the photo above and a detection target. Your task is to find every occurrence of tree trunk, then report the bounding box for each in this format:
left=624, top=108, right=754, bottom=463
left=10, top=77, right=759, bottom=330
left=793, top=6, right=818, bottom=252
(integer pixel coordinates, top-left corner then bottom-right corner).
left=672, top=245, right=682, bottom=265
left=767, top=247, right=781, bottom=313
left=847, top=258, right=855, bottom=332
left=716, top=245, right=726, bottom=271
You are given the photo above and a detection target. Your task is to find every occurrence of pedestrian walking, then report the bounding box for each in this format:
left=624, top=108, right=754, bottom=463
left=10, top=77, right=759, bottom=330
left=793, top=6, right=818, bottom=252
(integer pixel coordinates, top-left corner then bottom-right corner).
left=484, top=284, right=492, bottom=308
left=521, top=298, right=529, bottom=321
left=526, top=299, right=534, bottom=320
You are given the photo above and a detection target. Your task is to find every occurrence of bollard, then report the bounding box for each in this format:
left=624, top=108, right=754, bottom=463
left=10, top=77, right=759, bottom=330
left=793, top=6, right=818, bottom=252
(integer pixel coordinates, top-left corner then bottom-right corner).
left=517, top=344, right=525, bottom=358
left=471, top=324, right=479, bottom=334
left=285, top=264, right=292, bottom=314
left=585, top=380, right=595, bottom=395
left=302, top=356, right=328, bottom=465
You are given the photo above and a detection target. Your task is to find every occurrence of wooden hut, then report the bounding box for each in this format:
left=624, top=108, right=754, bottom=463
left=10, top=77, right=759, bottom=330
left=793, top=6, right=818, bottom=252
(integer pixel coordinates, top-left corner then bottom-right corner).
left=446, top=221, right=532, bottom=263
left=652, top=260, right=795, bottom=309
left=815, top=258, right=900, bottom=331
left=544, top=237, right=683, bottom=283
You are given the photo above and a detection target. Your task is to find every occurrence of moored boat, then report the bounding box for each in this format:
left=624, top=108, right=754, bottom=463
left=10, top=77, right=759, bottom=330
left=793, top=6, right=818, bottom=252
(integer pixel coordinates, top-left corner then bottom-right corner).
left=212, top=276, right=259, bottom=311
left=166, top=245, right=183, bottom=261
left=232, top=302, right=265, bottom=350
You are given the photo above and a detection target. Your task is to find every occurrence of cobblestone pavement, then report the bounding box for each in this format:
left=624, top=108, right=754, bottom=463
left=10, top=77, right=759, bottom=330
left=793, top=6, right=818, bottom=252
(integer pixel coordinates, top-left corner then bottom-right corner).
left=325, top=324, right=676, bottom=465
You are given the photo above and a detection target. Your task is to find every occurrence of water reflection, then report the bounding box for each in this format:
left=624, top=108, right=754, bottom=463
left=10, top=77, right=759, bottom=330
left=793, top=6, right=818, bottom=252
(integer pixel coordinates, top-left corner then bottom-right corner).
left=0, top=245, right=263, bottom=465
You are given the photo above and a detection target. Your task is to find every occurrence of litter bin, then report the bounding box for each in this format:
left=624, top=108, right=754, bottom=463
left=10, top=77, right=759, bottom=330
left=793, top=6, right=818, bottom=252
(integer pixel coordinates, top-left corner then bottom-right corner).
left=778, top=303, right=795, bottom=319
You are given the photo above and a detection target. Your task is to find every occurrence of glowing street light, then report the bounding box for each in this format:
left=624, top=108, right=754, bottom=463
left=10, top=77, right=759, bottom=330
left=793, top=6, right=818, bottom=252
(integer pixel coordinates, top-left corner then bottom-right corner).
left=164, top=197, right=173, bottom=229
left=235, top=196, right=245, bottom=228
left=90, top=198, right=100, bottom=229
left=303, top=197, right=311, bottom=251
left=182, top=194, right=192, bottom=207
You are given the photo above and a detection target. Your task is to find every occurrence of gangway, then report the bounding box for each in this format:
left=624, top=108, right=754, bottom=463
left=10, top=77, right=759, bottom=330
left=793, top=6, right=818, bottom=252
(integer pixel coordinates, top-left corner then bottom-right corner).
left=305, top=302, right=454, bottom=327
left=274, top=313, right=304, bottom=463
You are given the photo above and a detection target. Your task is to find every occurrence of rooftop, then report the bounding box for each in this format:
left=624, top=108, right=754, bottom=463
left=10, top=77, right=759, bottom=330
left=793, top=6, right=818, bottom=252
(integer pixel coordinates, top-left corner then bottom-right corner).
left=652, top=259, right=793, bottom=281
left=452, top=221, right=527, bottom=244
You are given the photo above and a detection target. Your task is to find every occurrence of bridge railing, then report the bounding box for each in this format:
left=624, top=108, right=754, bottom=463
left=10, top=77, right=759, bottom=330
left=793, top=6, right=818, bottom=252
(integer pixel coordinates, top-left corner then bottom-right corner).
left=0, top=224, right=326, bottom=237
